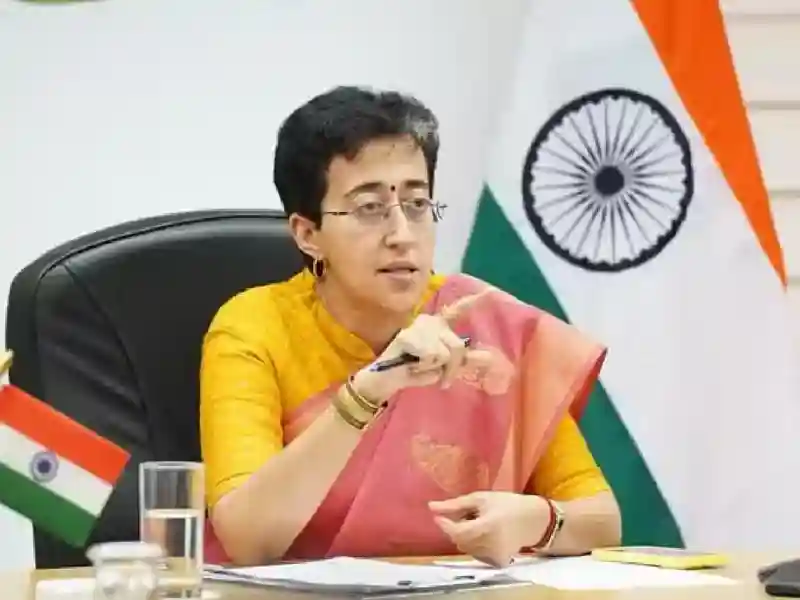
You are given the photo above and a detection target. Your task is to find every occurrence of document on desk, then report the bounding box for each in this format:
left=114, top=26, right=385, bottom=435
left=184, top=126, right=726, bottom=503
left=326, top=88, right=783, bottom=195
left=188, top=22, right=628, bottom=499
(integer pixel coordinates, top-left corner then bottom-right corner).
left=205, top=555, right=738, bottom=594
left=204, top=557, right=519, bottom=596
left=439, top=555, right=738, bottom=590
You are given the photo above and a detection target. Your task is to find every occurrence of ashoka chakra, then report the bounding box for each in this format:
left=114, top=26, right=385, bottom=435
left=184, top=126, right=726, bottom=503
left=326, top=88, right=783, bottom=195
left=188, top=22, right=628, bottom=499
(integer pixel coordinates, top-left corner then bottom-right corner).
left=522, top=88, right=694, bottom=272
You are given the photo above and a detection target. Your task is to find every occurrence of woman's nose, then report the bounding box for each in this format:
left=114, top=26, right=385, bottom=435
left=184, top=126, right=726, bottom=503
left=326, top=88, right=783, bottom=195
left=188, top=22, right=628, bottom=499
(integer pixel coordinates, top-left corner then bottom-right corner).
left=384, top=204, right=415, bottom=246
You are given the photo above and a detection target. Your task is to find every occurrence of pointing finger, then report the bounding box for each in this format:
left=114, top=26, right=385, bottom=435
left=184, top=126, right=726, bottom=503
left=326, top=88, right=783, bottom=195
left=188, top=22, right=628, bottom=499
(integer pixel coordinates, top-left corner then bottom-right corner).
left=439, top=288, right=493, bottom=324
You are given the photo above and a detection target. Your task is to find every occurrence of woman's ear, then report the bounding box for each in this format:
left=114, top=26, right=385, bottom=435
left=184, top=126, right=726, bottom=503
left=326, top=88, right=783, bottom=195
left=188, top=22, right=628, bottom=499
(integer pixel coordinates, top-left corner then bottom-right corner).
left=288, top=213, right=323, bottom=260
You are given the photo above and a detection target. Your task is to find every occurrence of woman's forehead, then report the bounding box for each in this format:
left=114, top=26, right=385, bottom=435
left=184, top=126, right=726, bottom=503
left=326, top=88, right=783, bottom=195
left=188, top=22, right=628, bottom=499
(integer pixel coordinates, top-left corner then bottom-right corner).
left=327, top=138, right=428, bottom=188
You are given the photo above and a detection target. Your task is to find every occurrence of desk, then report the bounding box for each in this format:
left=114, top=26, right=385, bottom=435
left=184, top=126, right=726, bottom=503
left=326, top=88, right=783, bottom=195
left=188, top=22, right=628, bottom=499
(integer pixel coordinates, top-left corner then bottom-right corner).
left=1, top=555, right=779, bottom=600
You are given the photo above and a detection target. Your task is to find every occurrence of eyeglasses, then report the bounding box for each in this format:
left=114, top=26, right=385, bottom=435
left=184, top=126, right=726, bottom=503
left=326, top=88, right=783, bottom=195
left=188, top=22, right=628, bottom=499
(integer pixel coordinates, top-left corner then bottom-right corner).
left=322, top=198, right=447, bottom=227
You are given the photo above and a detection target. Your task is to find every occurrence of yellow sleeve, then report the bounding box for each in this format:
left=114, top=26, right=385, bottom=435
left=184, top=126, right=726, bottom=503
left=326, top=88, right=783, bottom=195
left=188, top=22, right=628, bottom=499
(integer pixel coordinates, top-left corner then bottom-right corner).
left=199, top=300, right=284, bottom=509
left=528, top=414, right=611, bottom=501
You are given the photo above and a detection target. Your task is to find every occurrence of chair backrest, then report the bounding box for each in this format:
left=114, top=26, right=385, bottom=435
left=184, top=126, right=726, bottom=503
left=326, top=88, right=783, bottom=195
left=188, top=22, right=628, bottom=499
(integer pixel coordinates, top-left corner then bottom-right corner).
left=5, top=209, right=304, bottom=568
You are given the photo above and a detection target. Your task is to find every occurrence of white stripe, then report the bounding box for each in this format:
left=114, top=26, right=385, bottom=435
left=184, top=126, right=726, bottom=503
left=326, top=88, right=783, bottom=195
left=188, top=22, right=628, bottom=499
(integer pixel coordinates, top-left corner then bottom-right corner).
left=0, top=423, right=112, bottom=516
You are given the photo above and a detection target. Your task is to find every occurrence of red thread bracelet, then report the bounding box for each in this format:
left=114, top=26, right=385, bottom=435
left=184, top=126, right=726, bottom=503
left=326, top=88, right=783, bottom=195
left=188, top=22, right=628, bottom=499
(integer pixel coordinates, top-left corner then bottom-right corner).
left=521, top=498, right=557, bottom=553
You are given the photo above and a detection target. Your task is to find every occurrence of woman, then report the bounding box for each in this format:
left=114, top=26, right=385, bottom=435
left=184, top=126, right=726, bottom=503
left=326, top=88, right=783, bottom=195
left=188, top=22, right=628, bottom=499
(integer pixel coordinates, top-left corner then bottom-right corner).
left=200, top=86, right=621, bottom=567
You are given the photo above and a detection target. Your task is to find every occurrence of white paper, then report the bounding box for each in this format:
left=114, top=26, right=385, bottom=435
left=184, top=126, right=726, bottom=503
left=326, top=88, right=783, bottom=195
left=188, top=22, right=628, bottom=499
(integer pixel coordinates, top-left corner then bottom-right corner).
left=501, top=556, right=738, bottom=590
left=211, top=555, right=738, bottom=592
left=223, top=557, right=500, bottom=589
left=434, top=556, right=544, bottom=569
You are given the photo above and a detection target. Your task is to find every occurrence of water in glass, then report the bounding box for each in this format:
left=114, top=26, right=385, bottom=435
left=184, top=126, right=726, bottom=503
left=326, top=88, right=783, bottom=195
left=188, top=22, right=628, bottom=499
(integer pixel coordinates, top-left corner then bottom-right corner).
left=139, top=462, right=205, bottom=598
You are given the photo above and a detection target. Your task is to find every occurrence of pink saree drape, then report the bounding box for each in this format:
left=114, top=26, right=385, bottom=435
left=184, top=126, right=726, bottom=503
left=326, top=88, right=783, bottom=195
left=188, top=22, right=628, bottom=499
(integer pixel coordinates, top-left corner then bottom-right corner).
left=204, top=274, right=606, bottom=563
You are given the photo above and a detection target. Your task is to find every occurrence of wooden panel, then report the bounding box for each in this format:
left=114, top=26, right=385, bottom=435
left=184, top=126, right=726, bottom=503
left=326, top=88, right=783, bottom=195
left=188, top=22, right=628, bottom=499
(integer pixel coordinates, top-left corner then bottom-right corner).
left=772, top=194, right=800, bottom=339
left=788, top=285, right=800, bottom=340
left=748, top=109, right=800, bottom=191
left=724, top=18, right=800, bottom=102
left=722, top=0, right=800, bottom=16
left=722, top=0, right=800, bottom=338
left=772, top=194, right=800, bottom=280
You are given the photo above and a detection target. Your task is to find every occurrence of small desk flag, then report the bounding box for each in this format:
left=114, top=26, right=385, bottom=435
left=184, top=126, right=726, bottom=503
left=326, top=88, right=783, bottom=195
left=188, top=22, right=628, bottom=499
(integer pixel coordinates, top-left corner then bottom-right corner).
left=0, top=349, right=130, bottom=547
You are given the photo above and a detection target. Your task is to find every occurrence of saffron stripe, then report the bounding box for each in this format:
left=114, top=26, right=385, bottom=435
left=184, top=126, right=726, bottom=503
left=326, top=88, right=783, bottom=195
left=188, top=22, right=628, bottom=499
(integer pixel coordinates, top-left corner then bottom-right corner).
left=0, top=385, right=129, bottom=484
left=0, top=462, right=96, bottom=547
left=630, top=0, right=786, bottom=285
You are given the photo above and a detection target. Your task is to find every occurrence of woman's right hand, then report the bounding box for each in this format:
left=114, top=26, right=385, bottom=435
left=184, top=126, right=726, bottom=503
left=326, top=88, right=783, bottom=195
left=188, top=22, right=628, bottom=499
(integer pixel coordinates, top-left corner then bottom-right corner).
left=352, top=289, right=493, bottom=405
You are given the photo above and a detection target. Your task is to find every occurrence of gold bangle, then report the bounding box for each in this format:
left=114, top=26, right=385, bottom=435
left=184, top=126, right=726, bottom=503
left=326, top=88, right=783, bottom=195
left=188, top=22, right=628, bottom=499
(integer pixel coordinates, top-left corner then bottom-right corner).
left=337, top=385, right=374, bottom=422
left=345, top=376, right=381, bottom=413
left=331, top=392, right=368, bottom=430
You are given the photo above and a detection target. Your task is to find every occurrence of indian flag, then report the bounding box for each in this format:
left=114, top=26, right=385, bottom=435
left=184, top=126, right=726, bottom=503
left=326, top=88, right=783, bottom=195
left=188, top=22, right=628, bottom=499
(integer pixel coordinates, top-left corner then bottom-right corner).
left=461, top=0, right=800, bottom=551
left=0, top=383, right=130, bottom=547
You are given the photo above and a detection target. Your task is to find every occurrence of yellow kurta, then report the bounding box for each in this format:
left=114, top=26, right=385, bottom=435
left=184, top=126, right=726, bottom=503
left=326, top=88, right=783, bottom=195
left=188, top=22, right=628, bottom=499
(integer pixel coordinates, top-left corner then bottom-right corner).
left=200, top=271, right=610, bottom=508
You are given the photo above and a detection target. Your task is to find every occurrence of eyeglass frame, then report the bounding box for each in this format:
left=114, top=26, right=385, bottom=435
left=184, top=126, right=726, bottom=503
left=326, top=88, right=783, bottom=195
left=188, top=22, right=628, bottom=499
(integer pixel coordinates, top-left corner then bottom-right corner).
left=321, top=197, right=447, bottom=226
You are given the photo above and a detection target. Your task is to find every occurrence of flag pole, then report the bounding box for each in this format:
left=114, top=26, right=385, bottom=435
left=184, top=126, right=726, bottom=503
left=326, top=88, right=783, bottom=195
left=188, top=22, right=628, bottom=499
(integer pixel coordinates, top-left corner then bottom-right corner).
left=0, top=349, right=13, bottom=378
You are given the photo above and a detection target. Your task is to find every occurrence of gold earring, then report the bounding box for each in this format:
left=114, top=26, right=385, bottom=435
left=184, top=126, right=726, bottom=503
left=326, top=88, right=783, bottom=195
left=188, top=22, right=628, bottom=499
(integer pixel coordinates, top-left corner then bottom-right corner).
left=312, top=257, right=326, bottom=278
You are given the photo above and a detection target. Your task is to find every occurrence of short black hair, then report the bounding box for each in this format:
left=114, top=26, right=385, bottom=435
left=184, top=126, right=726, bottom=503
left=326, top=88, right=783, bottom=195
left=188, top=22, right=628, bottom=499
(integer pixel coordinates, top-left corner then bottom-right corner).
left=273, top=85, right=440, bottom=225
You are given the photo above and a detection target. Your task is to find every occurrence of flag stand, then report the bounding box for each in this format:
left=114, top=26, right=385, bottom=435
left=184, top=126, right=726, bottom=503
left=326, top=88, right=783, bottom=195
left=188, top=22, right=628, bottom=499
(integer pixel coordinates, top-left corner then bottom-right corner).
left=0, top=350, right=12, bottom=378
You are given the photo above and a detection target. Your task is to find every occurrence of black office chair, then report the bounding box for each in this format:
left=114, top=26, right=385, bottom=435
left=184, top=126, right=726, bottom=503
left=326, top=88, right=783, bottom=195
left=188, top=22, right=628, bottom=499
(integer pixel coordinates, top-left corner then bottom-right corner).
left=5, top=209, right=304, bottom=568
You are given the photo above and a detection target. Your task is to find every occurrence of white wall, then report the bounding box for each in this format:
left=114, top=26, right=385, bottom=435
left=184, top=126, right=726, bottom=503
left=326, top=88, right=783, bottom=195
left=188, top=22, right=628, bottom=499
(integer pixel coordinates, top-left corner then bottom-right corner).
left=0, top=0, right=529, bottom=570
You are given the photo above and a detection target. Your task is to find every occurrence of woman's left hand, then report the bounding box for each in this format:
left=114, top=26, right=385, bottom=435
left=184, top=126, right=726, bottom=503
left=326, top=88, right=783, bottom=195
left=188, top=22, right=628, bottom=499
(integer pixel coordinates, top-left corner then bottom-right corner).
left=429, top=492, right=551, bottom=567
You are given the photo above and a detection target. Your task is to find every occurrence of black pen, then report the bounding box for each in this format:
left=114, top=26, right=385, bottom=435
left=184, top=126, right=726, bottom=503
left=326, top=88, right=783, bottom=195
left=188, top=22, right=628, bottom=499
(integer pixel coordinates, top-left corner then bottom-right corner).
left=369, top=337, right=471, bottom=372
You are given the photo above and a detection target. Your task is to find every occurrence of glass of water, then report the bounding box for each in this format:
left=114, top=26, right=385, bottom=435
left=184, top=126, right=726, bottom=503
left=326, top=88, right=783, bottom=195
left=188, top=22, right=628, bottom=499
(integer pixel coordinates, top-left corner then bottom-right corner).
left=139, top=461, right=205, bottom=598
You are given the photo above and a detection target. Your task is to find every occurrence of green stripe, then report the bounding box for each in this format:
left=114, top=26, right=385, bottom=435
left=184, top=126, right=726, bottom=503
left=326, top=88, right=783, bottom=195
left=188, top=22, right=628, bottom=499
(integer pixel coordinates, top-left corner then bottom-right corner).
left=0, top=462, right=97, bottom=547
left=461, top=185, right=684, bottom=547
